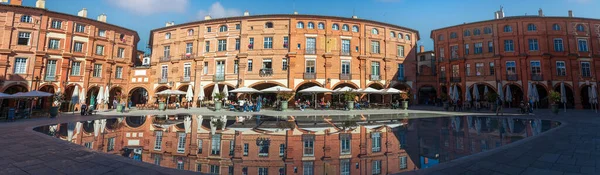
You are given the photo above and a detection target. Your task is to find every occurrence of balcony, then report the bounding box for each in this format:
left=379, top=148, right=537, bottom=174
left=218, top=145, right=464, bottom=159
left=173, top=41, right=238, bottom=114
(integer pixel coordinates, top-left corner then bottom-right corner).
left=340, top=50, right=350, bottom=56
left=506, top=74, right=518, bottom=81
left=213, top=74, right=225, bottom=82
left=158, top=77, right=168, bottom=84
left=450, top=77, right=461, bottom=82
left=439, top=77, right=447, bottom=83
left=259, top=68, right=273, bottom=77
left=181, top=76, right=191, bottom=82
left=159, top=56, right=171, bottom=63
left=181, top=53, right=195, bottom=60
left=531, top=74, right=543, bottom=81
left=303, top=72, right=316, bottom=79
left=370, top=74, right=381, bottom=81
left=397, top=76, right=406, bottom=82
left=44, top=75, right=58, bottom=82
left=305, top=48, right=316, bottom=55
left=339, top=73, right=351, bottom=80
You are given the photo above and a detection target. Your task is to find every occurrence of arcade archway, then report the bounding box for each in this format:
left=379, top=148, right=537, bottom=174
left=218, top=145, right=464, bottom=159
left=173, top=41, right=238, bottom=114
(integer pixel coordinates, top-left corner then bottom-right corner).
left=251, top=82, right=286, bottom=107
left=468, top=83, right=497, bottom=102
left=418, top=86, right=437, bottom=105
left=554, top=85, right=574, bottom=109
left=580, top=85, right=593, bottom=109
left=1, top=84, right=28, bottom=112
left=367, top=83, right=384, bottom=103
left=129, top=87, right=149, bottom=106
left=203, top=84, right=235, bottom=101
left=506, top=84, right=523, bottom=107
left=108, top=87, right=123, bottom=109
left=86, top=86, right=100, bottom=108
left=533, top=84, right=548, bottom=108
left=295, top=82, right=323, bottom=104
left=38, top=85, right=55, bottom=110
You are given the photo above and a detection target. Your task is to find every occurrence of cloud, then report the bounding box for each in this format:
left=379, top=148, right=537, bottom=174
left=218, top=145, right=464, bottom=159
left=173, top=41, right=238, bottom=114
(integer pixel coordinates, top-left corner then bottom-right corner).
left=196, top=2, right=242, bottom=20
left=106, top=0, right=189, bottom=15
left=568, top=0, right=592, bottom=3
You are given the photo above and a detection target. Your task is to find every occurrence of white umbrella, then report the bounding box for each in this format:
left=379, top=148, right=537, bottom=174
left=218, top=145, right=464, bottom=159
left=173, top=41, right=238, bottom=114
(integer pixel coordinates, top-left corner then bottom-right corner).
left=497, top=82, right=503, bottom=102
left=473, top=84, right=480, bottom=101
left=484, top=86, right=489, bottom=96
left=465, top=88, right=472, bottom=102
left=467, top=116, right=473, bottom=129
left=100, top=119, right=106, bottom=134
left=156, top=89, right=186, bottom=95
left=198, top=85, right=205, bottom=101
left=449, top=86, right=454, bottom=100
left=212, top=84, right=220, bottom=100
left=507, top=117, right=514, bottom=133
left=453, top=85, right=459, bottom=102
left=93, top=120, right=100, bottom=137
left=359, top=87, right=381, bottom=103
left=532, top=85, right=539, bottom=102
left=72, top=86, right=80, bottom=104
left=475, top=118, right=482, bottom=135
left=561, top=82, right=566, bottom=112
left=332, top=86, right=356, bottom=94
left=67, top=122, right=75, bottom=142
left=80, top=88, right=86, bottom=105
left=230, top=86, right=260, bottom=93
left=0, top=92, right=12, bottom=98
left=527, top=82, right=534, bottom=102
left=380, top=88, right=402, bottom=94
left=591, top=85, right=598, bottom=113
left=97, top=86, right=104, bottom=105
left=104, top=85, right=109, bottom=103
left=505, top=86, right=512, bottom=103
left=184, top=116, right=192, bottom=134
left=186, top=85, right=194, bottom=102
left=260, top=86, right=293, bottom=93
left=222, top=85, right=229, bottom=100
left=11, top=91, right=53, bottom=98
left=299, top=86, right=332, bottom=108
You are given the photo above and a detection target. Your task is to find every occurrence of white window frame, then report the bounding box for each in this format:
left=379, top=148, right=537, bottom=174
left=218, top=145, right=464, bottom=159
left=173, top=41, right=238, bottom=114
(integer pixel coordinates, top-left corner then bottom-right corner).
left=96, top=45, right=104, bottom=55
left=154, top=131, right=163, bottom=150
left=93, top=64, right=102, bottom=77
left=578, top=39, right=589, bottom=52
left=341, top=60, right=351, bottom=75
left=263, top=37, right=273, bottom=49
left=115, top=66, right=123, bottom=79
left=71, top=61, right=81, bottom=76
left=49, top=39, right=60, bottom=50
left=51, top=20, right=62, bottom=29
left=18, top=32, right=31, bottom=45
left=21, top=15, right=32, bottom=23
left=554, top=38, right=564, bottom=52
left=305, top=59, right=315, bottom=74
left=177, top=132, right=186, bottom=153
left=75, top=24, right=85, bottom=33
left=556, top=61, right=566, bottom=76
left=218, top=39, right=227, bottom=51
left=98, top=29, right=106, bottom=37
left=117, top=48, right=125, bottom=58
left=14, top=58, right=27, bottom=74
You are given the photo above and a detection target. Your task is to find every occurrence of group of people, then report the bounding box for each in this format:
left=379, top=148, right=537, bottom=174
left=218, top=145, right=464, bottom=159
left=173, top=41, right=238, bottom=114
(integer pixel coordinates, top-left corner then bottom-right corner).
left=228, top=96, right=265, bottom=112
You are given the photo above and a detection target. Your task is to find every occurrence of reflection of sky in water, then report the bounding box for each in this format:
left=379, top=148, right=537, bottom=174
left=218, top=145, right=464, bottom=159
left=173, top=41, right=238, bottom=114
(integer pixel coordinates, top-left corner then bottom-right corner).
left=34, top=114, right=560, bottom=174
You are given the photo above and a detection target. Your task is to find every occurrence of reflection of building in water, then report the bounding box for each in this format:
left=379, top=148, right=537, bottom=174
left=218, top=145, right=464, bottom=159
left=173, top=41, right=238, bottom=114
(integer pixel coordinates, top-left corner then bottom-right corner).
left=38, top=114, right=419, bottom=174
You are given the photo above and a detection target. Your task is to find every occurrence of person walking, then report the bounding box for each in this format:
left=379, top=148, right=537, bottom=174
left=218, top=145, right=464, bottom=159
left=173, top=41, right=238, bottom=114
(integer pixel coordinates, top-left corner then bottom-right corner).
left=80, top=103, right=87, bottom=116
left=495, top=96, right=503, bottom=116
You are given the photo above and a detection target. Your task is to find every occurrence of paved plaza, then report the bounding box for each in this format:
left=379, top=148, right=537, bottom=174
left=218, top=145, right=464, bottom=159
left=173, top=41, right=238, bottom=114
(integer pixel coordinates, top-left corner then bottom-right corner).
left=0, top=106, right=597, bottom=174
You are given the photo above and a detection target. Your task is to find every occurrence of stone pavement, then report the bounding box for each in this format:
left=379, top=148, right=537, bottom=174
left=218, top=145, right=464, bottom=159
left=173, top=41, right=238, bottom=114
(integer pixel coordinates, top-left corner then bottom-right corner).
left=0, top=106, right=597, bottom=175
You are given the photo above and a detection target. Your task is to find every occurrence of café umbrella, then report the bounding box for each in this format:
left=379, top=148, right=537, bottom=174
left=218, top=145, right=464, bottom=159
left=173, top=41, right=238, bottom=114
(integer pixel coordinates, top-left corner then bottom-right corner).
left=359, top=87, right=382, bottom=103
left=198, top=85, right=205, bottom=107
left=96, top=86, right=104, bottom=107
left=380, top=88, right=402, bottom=104
left=473, top=84, right=480, bottom=101
left=561, top=82, right=566, bottom=112
left=230, top=86, right=260, bottom=100
left=186, top=85, right=193, bottom=108
left=497, top=82, right=503, bottom=102
left=260, top=86, right=293, bottom=93
left=104, top=85, right=109, bottom=104
left=298, top=86, right=332, bottom=108
left=222, top=85, right=229, bottom=101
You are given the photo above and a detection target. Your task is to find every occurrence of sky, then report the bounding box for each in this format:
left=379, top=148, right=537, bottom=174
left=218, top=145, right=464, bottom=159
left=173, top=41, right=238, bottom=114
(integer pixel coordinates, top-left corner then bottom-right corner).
left=21, top=0, right=600, bottom=53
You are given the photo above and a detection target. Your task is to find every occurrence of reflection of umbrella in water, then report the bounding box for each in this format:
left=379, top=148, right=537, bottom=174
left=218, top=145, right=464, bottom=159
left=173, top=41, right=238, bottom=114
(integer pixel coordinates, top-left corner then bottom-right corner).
left=467, top=116, right=473, bottom=129
left=475, top=118, right=482, bottom=135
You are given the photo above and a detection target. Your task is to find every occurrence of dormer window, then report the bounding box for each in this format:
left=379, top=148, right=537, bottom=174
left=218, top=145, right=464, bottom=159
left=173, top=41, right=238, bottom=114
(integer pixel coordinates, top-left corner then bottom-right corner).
left=398, top=33, right=403, bottom=39
left=318, top=23, right=325, bottom=30
left=576, top=24, right=585, bottom=32
left=165, top=32, right=171, bottom=39
left=352, top=25, right=359, bottom=32
left=188, top=29, right=194, bottom=36
left=372, top=28, right=378, bottom=35
left=527, top=24, right=537, bottom=31
left=265, top=22, right=274, bottom=29
left=332, top=24, right=339, bottom=30
left=342, top=24, right=349, bottom=31
left=405, top=34, right=411, bottom=40
left=219, top=25, right=227, bottom=32
left=296, top=22, right=304, bottom=29
left=307, top=22, right=314, bottom=29
left=390, top=32, right=395, bottom=38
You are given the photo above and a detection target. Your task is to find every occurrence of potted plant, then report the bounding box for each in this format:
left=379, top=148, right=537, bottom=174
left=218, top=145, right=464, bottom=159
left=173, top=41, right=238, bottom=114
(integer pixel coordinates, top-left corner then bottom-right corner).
left=486, top=92, right=499, bottom=111
left=400, top=91, right=411, bottom=110
left=343, top=91, right=358, bottom=110
left=549, top=90, right=561, bottom=114
left=441, top=93, right=449, bottom=111
left=51, top=92, right=65, bottom=118
left=213, top=92, right=225, bottom=111
left=158, top=96, right=166, bottom=111
left=276, top=92, right=294, bottom=111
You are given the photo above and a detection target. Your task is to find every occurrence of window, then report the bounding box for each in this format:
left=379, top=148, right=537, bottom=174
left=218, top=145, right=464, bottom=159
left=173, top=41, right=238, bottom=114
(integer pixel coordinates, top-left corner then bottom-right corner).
left=48, top=39, right=60, bottom=50
left=73, top=42, right=83, bottom=52
left=489, top=62, right=495, bottom=75
left=282, top=58, right=288, bottom=70
left=235, top=24, right=240, bottom=30
left=400, top=156, right=408, bottom=169
left=20, top=15, right=32, bottom=23
left=372, top=160, right=382, bottom=174
left=464, top=44, right=469, bottom=55
left=258, top=167, right=268, bottom=175
left=84, top=142, right=93, bottom=149
left=554, top=38, right=564, bottom=52
left=90, top=64, right=102, bottom=78
left=115, top=66, right=123, bottom=79
left=464, top=30, right=471, bottom=36
left=473, top=28, right=481, bottom=35
left=398, top=33, right=403, bottom=39
left=531, top=61, right=541, bottom=76
left=258, top=139, right=269, bottom=156
left=243, top=143, right=249, bottom=156
left=14, top=58, right=27, bottom=74
left=96, top=45, right=104, bottom=55
left=342, top=24, right=349, bottom=31
left=581, top=62, right=591, bottom=77
left=306, top=37, right=316, bottom=54
left=577, top=24, right=585, bottom=32
left=307, top=22, right=314, bottom=29
left=75, top=24, right=85, bottom=33
left=229, top=166, right=234, bottom=175
left=207, top=27, right=212, bottom=32
left=303, top=136, right=314, bottom=156
left=371, top=41, right=380, bottom=54
left=203, top=62, right=208, bottom=75
left=332, top=24, right=339, bottom=30
left=175, top=159, right=184, bottom=170
left=210, top=165, right=220, bottom=174
left=341, top=39, right=350, bottom=55
left=163, top=46, right=170, bottom=58
left=450, top=45, right=458, bottom=58
left=390, top=32, right=395, bottom=38
left=439, top=47, right=445, bottom=59
left=318, top=23, right=325, bottom=30
left=98, top=29, right=106, bottom=37
left=474, top=43, right=483, bottom=54
left=153, top=154, right=161, bottom=165
left=188, top=29, right=194, bottom=36
left=184, top=63, right=191, bottom=78
left=371, top=62, right=380, bottom=76
left=440, top=66, right=446, bottom=78
left=263, top=37, right=273, bottom=49
left=438, top=34, right=445, bottom=41
left=303, top=162, right=314, bottom=175
left=175, top=133, right=186, bottom=153
left=527, top=24, right=537, bottom=31
left=283, top=36, right=289, bottom=48
left=279, top=144, right=286, bottom=156
left=405, top=34, right=411, bottom=40
left=340, top=134, right=351, bottom=154
left=506, top=61, right=516, bottom=75
left=154, top=131, right=163, bottom=150
left=183, top=43, right=193, bottom=54
left=578, top=39, right=588, bottom=52
left=484, top=27, right=492, bottom=34
left=211, top=134, right=221, bottom=155
left=17, top=32, right=30, bottom=45
left=488, top=41, right=493, bottom=53
left=503, top=25, right=512, bottom=32
left=556, top=61, right=566, bottom=76
left=340, top=159, right=350, bottom=175
left=466, top=64, right=470, bottom=76
left=372, top=28, right=378, bottom=35
left=219, top=25, right=227, bottom=32
left=196, top=164, right=202, bottom=172
left=504, top=40, right=514, bottom=52
left=161, top=65, right=168, bottom=78
left=249, top=38, right=254, bottom=49
left=372, top=132, right=381, bottom=152
left=398, top=64, right=405, bottom=78
left=117, top=48, right=125, bottom=58
left=450, top=32, right=457, bottom=39
left=51, top=20, right=62, bottom=29
left=248, top=59, right=253, bottom=71
left=305, top=60, right=315, bottom=73
left=233, top=60, right=239, bottom=74
left=528, top=39, right=539, bottom=51
left=218, top=39, right=227, bottom=51
left=452, top=65, right=459, bottom=77
left=297, top=22, right=304, bottom=28
left=553, top=24, right=561, bottom=31
left=476, top=63, right=484, bottom=76
left=205, top=41, right=210, bottom=52
left=235, top=39, right=240, bottom=50
left=352, top=25, right=359, bottom=32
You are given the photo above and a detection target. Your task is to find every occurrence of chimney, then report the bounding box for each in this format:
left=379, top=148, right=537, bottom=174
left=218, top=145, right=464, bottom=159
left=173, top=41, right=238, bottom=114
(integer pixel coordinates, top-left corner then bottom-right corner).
left=293, top=11, right=298, bottom=15
left=97, top=14, right=107, bottom=22
left=77, top=8, right=88, bottom=18
left=494, top=12, right=499, bottom=19
left=351, top=15, right=358, bottom=19
left=204, top=15, right=212, bottom=20
left=420, top=45, right=425, bottom=53
left=538, top=8, right=543, bottom=16
left=165, top=21, right=175, bottom=27
left=10, top=0, right=22, bottom=5
left=243, top=11, right=250, bottom=16
left=568, top=10, right=573, bottom=17
left=35, top=0, right=45, bottom=8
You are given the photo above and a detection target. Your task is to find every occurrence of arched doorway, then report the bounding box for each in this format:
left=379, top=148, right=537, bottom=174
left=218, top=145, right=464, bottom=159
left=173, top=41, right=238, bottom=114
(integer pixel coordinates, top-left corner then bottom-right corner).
left=368, top=83, right=384, bottom=103
left=332, top=83, right=359, bottom=103
left=129, top=87, right=148, bottom=106
left=38, top=85, right=55, bottom=110
left=1, top=84, right=28, bottom=114
left=295, top=82, right=323, bottom=104
left=108, top=87, right=123, bottom=109
left=469, top=83, right=497, bottom=102
left=203, top=84, right=235, bottom=101
left=506, top=84, right=523, bottom=107
left=580, top=85, right=592, bottom=109
left=154, top=86, right=170, bottom=104
left=177, top=85, right=193, bottom=106
left=251, top=82, right=285, bottom=107
left=554, top=85, right=574, bottom=109
left=533, top=84, right=548, bottom=108
left=418, top=86, right=437, bottom=105
left=62, top=85, right=78, bottom=112
left=440, top=85, right=448, bottom=96
left=86, top=86, right=100, bottom=108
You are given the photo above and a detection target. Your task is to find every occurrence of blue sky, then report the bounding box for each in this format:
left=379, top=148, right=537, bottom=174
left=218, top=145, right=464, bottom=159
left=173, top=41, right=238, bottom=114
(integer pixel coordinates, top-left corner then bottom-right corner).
left=22, top=0, right=600, bottom=52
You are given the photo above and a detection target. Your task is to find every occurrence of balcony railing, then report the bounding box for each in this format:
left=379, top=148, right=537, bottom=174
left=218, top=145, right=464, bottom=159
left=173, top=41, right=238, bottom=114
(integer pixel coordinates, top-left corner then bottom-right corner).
left=304, top=72, right=316, bottom=79
left=439, top=77, right=447, bottom=83
left=259, top=68, right=273, bottom=77
left=339, top=73, right=351, bottom=80
left=397, top=76, right=406, bottom=82
left=340, top=50, right=350, bottom=56
left=181, top=53, right=195, bottom=60
left=370, top=74, right=381, bottom=81
left=506, top=74, right=518, bottom=81
left=44, top=76, right=57, bottom=82
left=158, top=77, right=168, bottom=84
left=305, top=48, right=316, bottom=55
left=213, top=74, right=225, bottom=82
left=159, top=56, right=171, bottom=62
left=450, top=77, right=461, bottom=82
left=181, top=76, right=191, bottom=82
left=531, top=74, right=543, bottom=81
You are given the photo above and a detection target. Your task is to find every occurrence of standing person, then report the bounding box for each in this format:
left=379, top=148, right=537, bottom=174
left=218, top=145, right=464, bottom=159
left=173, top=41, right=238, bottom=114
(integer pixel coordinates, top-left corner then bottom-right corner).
left=256, top=96, right=262, bottom=112
left=80, top=103, right=87, bottom=115
left=528, top=98, right=534, bottom=115
left=496, top=96, right=503, bottom=116
left=112, top=99, right=118, bottom=109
